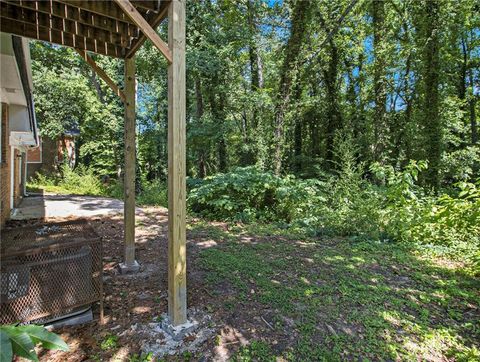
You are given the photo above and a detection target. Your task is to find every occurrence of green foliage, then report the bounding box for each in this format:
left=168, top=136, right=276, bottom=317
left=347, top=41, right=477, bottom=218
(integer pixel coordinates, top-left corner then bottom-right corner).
left=128, top=352, right=154, bottom=362
left=0, top=324, right=69, bottom=362
left=234, top=341, right=276, bottom=361
left=100, top=334, right=118, bottom=351
left=188, top=167, right=324, bottom=223
left=136, top=180, right=168, bottom=207
left=28, top=164, right=106, bottom=196
left=189, top=161, right=479, bottom=267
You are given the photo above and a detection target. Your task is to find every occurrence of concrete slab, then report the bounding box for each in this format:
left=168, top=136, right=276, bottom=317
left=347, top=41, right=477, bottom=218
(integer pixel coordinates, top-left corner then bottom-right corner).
left=11, top=193, right=141, bottom=220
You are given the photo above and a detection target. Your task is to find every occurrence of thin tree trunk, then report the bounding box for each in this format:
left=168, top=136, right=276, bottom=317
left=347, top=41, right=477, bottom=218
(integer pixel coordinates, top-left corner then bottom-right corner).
left=403, top=53, right=413, bottom=163
left=292, top=83, right=303, bottom=173
left=469, top=68, right=478, bottom=144
left=372, top=0, right=387, bottom=162
left=323, top=40, right=342, bottom=166
left=458, top=36, right=468, bottom=145
left=209, top=87, right=227, bottom=173
left=89, top=70, right=105, bottom=103
left=195, top=77, right=207, bottom=178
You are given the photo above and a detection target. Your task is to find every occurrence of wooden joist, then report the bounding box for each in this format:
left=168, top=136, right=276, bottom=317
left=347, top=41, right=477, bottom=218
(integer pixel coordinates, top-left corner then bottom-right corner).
left=1, top=2, right=131, bottom=48
left=0, top=17, right=126, bottom=58
left=114, top=0, right=172, bottom=63
left=3, top=0, right=139, bottom=38
left=56, top=0, right=142, bottom=25
left=74, top=49, right=126, bottom=102
left=59, top=0, right=161, bottom=17
left=0, top=0, right=171, bottom=59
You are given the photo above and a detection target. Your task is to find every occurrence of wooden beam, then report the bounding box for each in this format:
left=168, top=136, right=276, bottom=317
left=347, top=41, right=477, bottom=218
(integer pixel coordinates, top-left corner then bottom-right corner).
left=75, top=49, right=126, bottom=102
left=126, top=2, right=169, bottom=58
left=58, top=0, right=159, bottom=18
left=1, top=2, right=130, bottom=47
left=56, top=0, right=137, bottom=24
left=167, top=0, right=187, bottom=326
left=114, top=0, right=172, bottom=63
left=122, top=56, right=138, bottom=271
left=3, top=0, right=139, bottom=38
left=0, top=17, right=126, bottom=58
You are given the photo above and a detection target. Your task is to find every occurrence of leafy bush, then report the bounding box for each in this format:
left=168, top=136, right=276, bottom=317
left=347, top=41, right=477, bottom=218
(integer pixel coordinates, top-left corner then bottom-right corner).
left=28, top=164, right=106, bottom=196
left=317, top=133, right=383, bottom=238
left=188, top=167, right=325, bottom=223
left=372, top=161, right=480, bottom=262
left=137, top=180, right=168, bottom=207
left=0, top=324, right=69, bottom=361
left=440, top=146, right=480, bottom=184
left=189, top=162, right=479, bottom=267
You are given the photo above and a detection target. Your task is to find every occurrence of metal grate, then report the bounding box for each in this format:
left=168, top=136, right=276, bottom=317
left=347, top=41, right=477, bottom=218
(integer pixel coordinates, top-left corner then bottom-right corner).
left=1, top=220, right=103, bottom=324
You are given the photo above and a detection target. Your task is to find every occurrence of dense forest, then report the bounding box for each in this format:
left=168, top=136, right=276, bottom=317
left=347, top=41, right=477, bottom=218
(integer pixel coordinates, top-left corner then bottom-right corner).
left=30, top=0, right=480, bottom=264
left=32, top=0, right=479, bottom=186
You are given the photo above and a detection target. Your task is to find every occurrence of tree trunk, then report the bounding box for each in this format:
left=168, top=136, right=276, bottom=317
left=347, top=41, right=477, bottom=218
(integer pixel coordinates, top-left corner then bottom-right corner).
left=272, top=0, right=311, bottom=174
left=89, top=70, right=105, bottom=103
left=323, top=40, right=342, bottom=167
left=195, top=77, right=207, bottom=178
left=372, top=0, right=387, bottom=162
left=469, top=68, right=478, bottom=144
left=421, top=0, right=441, bottom=188
left=208, top=86, right=227, bottom=173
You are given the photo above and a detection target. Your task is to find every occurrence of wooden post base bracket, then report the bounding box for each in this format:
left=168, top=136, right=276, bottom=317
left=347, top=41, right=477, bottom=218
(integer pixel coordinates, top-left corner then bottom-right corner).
left=118, top=260, right=140, bottom=274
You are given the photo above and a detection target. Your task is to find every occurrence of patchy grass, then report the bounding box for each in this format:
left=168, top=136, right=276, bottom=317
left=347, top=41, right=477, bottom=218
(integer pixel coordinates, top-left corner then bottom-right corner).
left=196, top=223, right=480, bottom=361
left=100, top=334, right=119, bottom=351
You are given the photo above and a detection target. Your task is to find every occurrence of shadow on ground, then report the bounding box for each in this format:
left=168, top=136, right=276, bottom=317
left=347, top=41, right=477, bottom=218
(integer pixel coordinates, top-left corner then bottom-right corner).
left=33, top=211, right=479, bottom=361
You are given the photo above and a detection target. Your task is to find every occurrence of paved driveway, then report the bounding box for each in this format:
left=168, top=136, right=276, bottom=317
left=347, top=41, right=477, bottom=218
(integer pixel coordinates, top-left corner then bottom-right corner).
left=11, top=194, right=136, bottom=220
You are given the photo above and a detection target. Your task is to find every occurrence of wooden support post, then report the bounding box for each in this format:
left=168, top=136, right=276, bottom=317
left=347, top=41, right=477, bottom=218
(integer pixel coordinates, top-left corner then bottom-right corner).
left=167, top=0, right=187, bottom=326
left=119, top=56, right=139, bottom=274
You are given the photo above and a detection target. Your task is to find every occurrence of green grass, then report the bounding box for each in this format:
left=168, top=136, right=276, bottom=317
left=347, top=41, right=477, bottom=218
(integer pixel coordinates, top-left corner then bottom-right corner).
left=196, top=223, right=480, bottom=361
left=27, top=171, right=168, bottom=207
left=100, top=334, right=118, bottom=351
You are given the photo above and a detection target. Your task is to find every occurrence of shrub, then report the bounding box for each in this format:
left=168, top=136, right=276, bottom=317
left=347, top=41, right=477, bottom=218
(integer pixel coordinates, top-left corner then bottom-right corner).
left=28, top=164, right=106, bottom=196
left=137, top=180, right=168, bottom=207
left=372, top=161, right=480, bottom=261
left=188, top=167, right=325, bottom=223
left=59, top=164, right=105, bottom=195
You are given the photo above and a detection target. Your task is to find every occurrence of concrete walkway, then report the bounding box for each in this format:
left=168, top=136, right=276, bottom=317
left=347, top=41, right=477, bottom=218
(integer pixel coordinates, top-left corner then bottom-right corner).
left=11, top=193, right=133, bottom=220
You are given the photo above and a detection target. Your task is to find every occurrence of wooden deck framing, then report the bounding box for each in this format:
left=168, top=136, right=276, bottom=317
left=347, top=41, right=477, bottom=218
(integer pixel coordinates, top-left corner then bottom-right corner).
left=0, top=0, right=187, bottom=326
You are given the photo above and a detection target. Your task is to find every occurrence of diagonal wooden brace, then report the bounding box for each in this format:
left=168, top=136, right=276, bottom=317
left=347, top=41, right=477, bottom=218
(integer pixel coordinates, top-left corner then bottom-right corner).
left=75, top=48, right=126, bottom=103
left=113, top=0, right=173, bottom=63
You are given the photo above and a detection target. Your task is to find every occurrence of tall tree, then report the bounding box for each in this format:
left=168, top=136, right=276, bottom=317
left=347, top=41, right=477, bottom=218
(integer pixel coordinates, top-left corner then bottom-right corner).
left=420, top=0, right=441, bottom=188
left=272, top=0, right=311, bottom=174
left=372, top=0, right=387, bottom=162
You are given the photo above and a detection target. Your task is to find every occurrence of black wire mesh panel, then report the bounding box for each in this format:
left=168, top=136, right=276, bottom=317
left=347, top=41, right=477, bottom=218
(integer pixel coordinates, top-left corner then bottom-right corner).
left=1, top=219, right=103, bottom=324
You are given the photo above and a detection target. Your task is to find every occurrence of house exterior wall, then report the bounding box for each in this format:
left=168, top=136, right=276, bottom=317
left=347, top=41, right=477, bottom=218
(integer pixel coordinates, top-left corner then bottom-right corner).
left=1, top=102, right=10, bottom=226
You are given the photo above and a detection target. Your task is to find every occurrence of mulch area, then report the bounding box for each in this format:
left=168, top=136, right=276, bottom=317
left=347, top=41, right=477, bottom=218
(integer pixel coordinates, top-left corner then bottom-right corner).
left=5, top=207, right=274, bottom=361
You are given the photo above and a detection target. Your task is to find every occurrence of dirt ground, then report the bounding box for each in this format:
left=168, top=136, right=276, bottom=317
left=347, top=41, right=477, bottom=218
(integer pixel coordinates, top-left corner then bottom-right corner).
left=6, top=206, right=479, bottom=361
left=6, top=207, right=269, bottom=361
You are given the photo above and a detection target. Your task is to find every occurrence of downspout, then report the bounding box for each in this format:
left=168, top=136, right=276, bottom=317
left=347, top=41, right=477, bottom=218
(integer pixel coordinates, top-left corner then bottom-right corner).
left=12, top=36, right=39, bottom=147
left=10, top=147, right=14, bottom=210
left=12, top=36, right=39, bottom=199
left=23, top=151, right=28, bottom=196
